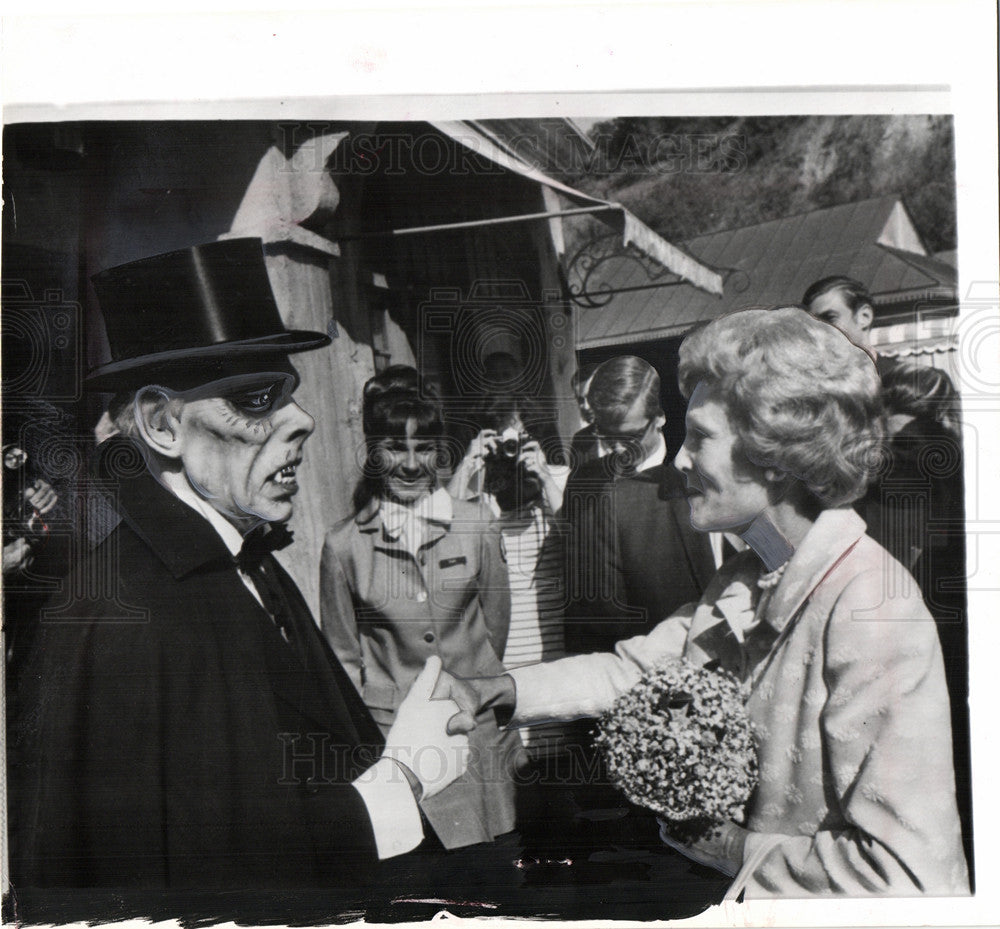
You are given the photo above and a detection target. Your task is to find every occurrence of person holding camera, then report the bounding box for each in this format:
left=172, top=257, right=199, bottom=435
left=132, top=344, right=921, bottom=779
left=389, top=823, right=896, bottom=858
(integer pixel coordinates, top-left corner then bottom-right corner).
left=3, top=443, right=62, bottom=670
left=449, top=396, right=567, bottom=518
left=448, top=396, right=574, bottom=857
left=2, top=445, right=58, bottom=577
left=320, top=366, right=522, bottom=853
left=449, top=396, right=569, bottom=674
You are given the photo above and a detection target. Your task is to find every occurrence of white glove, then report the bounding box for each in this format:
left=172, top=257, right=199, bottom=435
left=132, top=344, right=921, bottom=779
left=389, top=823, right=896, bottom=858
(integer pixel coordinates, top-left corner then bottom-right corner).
left=382, top=656, right=470, bottom=800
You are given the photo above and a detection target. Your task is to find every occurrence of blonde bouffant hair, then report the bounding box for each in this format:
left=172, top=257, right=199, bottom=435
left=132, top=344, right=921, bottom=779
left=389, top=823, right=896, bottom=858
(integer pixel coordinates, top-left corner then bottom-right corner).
left=678, top=306, right=884, bottom=507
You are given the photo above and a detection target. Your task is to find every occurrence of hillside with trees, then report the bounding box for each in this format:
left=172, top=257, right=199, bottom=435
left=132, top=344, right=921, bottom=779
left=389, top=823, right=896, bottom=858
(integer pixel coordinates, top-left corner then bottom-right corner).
left=565, top=115, right=956, bottom=254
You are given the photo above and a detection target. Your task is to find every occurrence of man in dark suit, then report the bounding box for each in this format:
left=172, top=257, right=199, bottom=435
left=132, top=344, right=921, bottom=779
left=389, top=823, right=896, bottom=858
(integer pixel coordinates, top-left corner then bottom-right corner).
left=561, top=356, right=715, bottom=654
left=7, top=240, right=470, bottom=898
left=542, top=357, right=720, bottom=885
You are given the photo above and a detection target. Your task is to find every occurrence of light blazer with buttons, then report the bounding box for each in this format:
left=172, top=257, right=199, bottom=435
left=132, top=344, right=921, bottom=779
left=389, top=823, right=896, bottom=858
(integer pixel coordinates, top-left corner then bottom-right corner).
left=320, top=494, right=521, bottom=849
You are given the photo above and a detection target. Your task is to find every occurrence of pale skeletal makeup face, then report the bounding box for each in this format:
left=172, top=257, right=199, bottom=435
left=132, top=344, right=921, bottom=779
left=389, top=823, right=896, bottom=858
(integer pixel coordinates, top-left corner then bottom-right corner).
left=167, top=371, right=315, bottom=527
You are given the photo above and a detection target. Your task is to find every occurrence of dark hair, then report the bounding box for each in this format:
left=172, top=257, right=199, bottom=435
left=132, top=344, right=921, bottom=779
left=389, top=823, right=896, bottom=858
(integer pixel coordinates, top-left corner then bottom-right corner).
left=882, top=363, right=961, bottom=435
left=587, top=356, right=662, bottom=423
left=362, top=365, right=443, bottom=440
left=354, top=366, right=444, bottom=511
left=471, top=395, right=552, bottom=440
left=802, top=276, right=873, bottom=313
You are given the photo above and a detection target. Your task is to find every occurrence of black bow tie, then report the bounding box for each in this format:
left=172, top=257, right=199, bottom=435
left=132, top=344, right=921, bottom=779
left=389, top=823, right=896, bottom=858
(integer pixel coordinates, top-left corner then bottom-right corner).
left=235, top=522, right=295, bottom=573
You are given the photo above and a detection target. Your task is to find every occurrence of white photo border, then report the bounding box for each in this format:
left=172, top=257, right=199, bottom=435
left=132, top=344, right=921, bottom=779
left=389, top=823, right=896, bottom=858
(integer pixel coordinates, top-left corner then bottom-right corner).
left=2, top=3, right=998, bottom=928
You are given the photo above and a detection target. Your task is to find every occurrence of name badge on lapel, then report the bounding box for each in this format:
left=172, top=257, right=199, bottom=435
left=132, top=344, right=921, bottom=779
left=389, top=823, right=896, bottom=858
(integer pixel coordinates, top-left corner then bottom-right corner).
left=438, top=556, right=467, bottom=570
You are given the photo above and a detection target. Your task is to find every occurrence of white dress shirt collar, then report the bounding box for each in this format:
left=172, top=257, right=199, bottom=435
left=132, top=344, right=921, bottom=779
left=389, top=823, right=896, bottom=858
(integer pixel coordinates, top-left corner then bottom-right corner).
left=166, top=476, right=248, bottom=557
left=637, top=432, right=667, bottom=474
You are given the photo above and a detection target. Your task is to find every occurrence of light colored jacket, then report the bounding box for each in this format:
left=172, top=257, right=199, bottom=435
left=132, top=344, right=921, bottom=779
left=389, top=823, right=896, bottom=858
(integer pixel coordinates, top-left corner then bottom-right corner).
left=510, top=507, right=969, bottom=896
left=321, top=494, right=520, bottom=849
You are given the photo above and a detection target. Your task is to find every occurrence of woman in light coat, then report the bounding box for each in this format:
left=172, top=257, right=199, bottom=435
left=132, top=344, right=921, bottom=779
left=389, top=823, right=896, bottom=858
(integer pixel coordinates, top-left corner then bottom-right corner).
left=458, top=308, right=969, bottom=897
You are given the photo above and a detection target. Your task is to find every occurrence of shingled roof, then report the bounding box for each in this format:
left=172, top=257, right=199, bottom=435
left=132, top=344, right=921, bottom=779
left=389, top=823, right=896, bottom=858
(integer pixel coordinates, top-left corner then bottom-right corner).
left=574, top=196, right=958, bottom=349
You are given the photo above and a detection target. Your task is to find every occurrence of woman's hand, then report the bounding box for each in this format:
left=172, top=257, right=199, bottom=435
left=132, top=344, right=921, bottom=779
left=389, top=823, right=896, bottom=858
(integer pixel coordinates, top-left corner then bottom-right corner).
left=656, top=819, right=747, bottom=877
left=518, top=440, right=563, bottom=513
left=431, top=669, right=518, bottom=735
left=447, top=429, right=498, bottom=499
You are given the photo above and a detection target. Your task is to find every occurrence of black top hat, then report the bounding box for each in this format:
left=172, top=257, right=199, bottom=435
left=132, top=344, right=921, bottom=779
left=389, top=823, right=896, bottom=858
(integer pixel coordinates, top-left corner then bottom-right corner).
left=87, top=238, right=331, bottom=391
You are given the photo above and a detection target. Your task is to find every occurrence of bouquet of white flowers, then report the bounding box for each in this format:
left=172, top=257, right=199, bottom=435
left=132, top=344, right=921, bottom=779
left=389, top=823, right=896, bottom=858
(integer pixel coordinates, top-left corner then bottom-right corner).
left=594, top=659, right=757, bottom=838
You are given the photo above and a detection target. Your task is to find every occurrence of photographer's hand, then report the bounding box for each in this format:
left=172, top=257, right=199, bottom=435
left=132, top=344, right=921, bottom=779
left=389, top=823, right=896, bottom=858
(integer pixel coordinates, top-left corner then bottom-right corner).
left=3, top=538, right=34, bottom=575
left=466, top=430, right=498, bottom=465
left=447, top=429, right=497, bottom=499
left=518, top=441, right=563, bottom=513
left=25, top=479, right=58, bottom=516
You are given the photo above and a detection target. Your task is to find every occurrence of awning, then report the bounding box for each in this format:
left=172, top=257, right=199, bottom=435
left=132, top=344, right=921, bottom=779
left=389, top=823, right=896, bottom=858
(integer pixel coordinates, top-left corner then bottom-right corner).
left=870, top=314, right=959, bottom=359
left=426, top=121, right=723, bottom=297
left=879, top=336, right=958, bottom=358
left=573, top=196, right=960, bottom=350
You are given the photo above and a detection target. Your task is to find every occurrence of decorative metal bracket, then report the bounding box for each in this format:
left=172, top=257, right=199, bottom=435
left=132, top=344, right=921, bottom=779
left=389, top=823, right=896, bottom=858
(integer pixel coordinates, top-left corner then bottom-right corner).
left=565, top=230, right=685, bottom=308
left=565, top=230, right=748, bottom=308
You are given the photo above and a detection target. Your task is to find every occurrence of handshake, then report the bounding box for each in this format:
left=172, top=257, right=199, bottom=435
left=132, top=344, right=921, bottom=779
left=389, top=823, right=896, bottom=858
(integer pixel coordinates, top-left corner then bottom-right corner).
left=380, top=656, right=517, bottom=800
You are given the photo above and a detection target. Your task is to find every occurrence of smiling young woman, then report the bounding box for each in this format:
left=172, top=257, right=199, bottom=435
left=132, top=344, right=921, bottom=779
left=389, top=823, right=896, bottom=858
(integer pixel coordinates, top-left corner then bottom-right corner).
left=319, top=366, right=523, bottom=852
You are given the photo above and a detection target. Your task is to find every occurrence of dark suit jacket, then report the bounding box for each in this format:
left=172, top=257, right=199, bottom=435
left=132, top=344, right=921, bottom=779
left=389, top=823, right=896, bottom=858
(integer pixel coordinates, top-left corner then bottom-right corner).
left=568, top=423, right=601, bottom=471
left=7, top=456, right=391, bottom=891
left=561, top=460, right=716, bottom=653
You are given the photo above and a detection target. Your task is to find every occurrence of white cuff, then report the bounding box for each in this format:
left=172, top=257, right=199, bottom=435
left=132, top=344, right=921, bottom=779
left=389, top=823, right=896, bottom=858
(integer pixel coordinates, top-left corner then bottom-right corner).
left=351, top=757, right=425, bottom=859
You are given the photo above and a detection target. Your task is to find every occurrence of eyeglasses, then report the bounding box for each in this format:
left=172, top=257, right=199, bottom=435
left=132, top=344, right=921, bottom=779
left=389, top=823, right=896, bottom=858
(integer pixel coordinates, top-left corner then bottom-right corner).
left=593, top=416, right=658, bottom=447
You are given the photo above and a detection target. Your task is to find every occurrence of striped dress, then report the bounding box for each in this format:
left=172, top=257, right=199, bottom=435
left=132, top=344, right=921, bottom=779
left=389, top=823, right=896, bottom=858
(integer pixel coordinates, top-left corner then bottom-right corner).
left=495, top=498, right=570, bottom=760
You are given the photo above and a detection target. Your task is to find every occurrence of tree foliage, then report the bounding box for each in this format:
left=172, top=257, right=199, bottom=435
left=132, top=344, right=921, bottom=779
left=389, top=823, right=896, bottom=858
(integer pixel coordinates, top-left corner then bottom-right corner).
left=566, top=115, right=956, bottom=254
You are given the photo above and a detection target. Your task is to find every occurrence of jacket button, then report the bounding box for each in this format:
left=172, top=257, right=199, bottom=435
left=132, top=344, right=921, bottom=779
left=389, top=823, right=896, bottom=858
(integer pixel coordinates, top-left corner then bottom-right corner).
left=414, top=591, right=428, bottom=603
left=423, top=632, right=435, bottom=643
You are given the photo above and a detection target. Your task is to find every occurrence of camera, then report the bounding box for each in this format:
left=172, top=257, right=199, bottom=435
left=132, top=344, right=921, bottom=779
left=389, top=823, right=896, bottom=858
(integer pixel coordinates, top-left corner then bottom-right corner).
left=3, top=446, right=51, bottom=546
left=484, top=429, right=542, bottom=512
left=496, top=428, right=524, bottom=460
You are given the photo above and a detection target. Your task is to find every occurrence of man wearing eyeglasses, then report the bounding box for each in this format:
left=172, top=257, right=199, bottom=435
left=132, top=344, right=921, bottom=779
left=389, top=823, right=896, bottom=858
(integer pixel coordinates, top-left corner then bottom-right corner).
left=561, top=356, right=715, bottom=654
left=546, top=356, right=719, bottom=867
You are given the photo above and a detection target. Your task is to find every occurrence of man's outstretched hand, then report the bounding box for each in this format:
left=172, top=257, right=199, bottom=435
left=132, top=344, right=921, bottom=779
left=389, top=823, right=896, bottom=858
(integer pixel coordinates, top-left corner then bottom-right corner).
left=431, top=670, right=518, bottom=735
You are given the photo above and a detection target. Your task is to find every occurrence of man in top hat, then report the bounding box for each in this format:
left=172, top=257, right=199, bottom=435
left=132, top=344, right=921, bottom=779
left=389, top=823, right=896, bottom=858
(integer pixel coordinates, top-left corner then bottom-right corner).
left=7, top=239, right=472, bottom=897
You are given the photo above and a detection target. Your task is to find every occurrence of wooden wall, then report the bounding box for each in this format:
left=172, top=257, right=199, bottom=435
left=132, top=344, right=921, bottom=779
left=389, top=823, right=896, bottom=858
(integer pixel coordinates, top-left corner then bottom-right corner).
left=4, top=120, right=572, bottom=617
